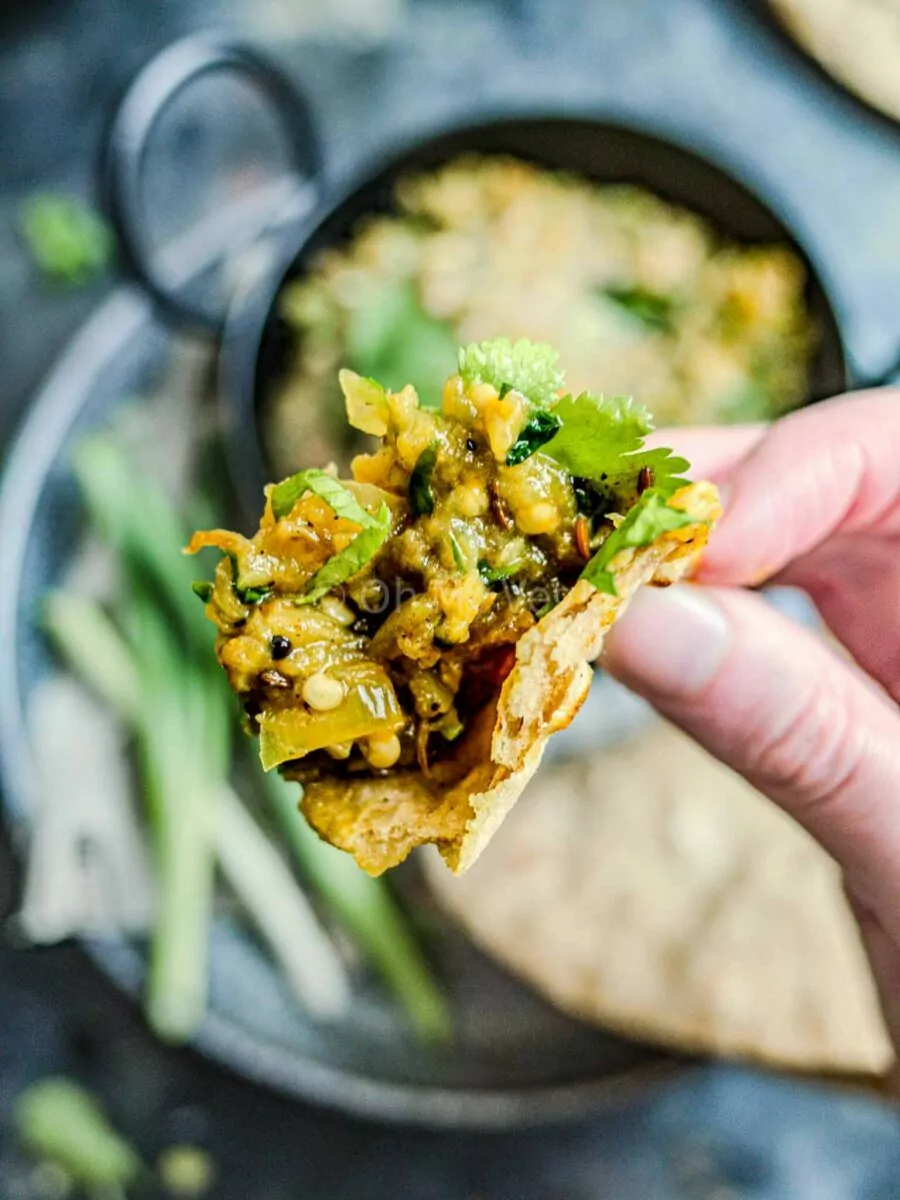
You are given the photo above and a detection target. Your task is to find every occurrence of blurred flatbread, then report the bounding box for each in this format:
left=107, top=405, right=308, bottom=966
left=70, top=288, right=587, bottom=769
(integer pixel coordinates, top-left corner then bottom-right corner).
left=770, top=0, right=900, bottom=124
left=425, top=721, right=892, bottom=1075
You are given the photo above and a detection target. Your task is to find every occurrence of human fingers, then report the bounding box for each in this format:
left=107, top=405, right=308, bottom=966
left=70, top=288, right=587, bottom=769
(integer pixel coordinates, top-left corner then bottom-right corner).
left=647, top=424, right=766, bottom=481
left=692, top=390, right=900, bottom=586
left=602, top=584, right=900, bottom=948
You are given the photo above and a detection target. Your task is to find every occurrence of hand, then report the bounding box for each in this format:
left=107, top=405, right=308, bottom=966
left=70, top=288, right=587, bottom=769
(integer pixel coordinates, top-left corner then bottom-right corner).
left=602, top=390, right=900, bottom=1059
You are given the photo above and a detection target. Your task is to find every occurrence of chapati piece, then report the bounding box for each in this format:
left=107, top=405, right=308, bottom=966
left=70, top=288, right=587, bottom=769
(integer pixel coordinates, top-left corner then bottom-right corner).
left=426, top=722, right=892, bottom=1075
left=771, top=0, right=900, bottom=124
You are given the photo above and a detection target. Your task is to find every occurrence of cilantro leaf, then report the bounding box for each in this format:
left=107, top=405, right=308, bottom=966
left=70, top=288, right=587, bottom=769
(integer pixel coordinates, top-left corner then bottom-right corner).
left=347, top=280, right=456, bottom=409
left=295, top=504, right=392, bottom=605
left=191, top=581, right=214, bottom=603
left=409, top=442, right=439, bottom=516
left=580, top=490, right=697, bottom=596
left=544, top=392, right=689, bottom=506
left=271, top=468, right=379, bottom=526
left=603, top=286, right=675, bottom=333
left=506, top=411, right=562, bottom=466
left=458, top=338, right=565, bottom=408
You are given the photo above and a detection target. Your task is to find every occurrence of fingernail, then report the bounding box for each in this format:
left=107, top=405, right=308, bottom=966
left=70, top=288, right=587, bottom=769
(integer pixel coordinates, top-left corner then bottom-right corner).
left=603, top=586, right=732, bottom=697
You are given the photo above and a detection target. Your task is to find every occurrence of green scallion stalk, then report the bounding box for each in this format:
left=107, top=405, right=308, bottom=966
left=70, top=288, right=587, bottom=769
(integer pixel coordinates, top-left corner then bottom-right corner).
left=71, top=435, right=211, bottom=645
left=123, top=589, right=216, bottom=1043
left=44, top=590, right=350, bottom=1025
left=213, top=784, right=350, bottom=1018
left=15, top=1077, right=142, bottom=1192
left=42, top=592, right=139, bottom=722
left=259, top=770, right=451, bottom=1043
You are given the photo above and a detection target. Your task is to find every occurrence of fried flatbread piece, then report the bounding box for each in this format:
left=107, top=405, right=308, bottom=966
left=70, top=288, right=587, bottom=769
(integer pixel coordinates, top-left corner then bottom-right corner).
left=298, top=481, right=720, bottom=875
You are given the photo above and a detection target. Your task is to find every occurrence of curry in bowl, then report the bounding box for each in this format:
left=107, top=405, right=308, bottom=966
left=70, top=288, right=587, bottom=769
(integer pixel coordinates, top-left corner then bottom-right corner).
left=266, top=155, right=814, bottom=475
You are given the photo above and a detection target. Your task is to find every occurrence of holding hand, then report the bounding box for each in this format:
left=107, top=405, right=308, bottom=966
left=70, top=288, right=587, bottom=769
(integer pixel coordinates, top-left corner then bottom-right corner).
left=603, top=391, right=900, bottom=1055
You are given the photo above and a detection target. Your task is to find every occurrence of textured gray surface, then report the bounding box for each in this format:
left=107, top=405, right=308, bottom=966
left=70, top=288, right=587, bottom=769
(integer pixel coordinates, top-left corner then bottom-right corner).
left=2, top=0, right=900, bottom=1195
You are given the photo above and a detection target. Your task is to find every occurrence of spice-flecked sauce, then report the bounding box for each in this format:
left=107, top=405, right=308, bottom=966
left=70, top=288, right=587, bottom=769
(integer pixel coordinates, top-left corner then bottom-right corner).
left=188, top=371, right=622, bottom=780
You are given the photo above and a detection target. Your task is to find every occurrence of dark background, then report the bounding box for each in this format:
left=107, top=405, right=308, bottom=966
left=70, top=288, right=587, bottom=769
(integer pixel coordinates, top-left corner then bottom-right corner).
left=3, top=0, right=900, bottom=1195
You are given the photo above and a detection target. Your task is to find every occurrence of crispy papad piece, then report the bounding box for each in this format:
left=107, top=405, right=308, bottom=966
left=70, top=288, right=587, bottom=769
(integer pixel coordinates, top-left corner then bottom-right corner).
left=299, top=480, right=720, bottom=875
left=425, top=721, right=893, bottom=1077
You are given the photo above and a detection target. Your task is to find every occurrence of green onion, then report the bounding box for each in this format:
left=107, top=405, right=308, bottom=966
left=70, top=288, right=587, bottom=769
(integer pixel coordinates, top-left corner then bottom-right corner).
left=123, top=588, right=216, bottom=1043
left=46, top=589, right=350, bottom=1026
left=15, top=1078, right=142, bottom=1193
left=71, top=435, right=210, bottom=645
left=505, top=411, right=561, bottom=466
left=212, top=782, right=349, bottom=1017
left=259, top=770, right=451, bottom=1043
left=42, top=592, right=140, bottom=723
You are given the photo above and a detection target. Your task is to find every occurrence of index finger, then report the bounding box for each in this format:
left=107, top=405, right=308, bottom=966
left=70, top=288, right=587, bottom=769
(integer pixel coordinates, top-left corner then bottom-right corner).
left=649, top=424, right=766, bottom=482
left=686, top=390, right=900, bottom=586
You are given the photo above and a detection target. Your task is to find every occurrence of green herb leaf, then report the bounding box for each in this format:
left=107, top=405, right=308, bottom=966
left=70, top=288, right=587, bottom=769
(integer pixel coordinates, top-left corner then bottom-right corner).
left=581, top=490, right=696, bottom=597
left=505, top=411, right=562, bottom=466
left=191, top=581, right=214, bottom=603
left=296, top=504, right=392, bottom=604
left=19, top=193, right=113, bottom=285
left=448, top=532, right=468, bottom=574
left=347, top=280, right=456, bottom=409
left=478, top=560, right=519, bottom=589
left=224, top=552, right=273, bottom=606
left=544, top=392, right=689, bottom=506
left=458, top=337, right=565, bottom=408
left=603, top=285, right=675, bottom=333
left=271, top=468, right=380, bottom=526
left=409, top=442, right=439, bottom=516
left=239, top=585, right=273, bottom=605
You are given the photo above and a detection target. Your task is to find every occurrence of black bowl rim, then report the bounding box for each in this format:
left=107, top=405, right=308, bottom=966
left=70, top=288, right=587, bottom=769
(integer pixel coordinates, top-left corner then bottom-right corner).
left=218, top=110, right=849, bottom=516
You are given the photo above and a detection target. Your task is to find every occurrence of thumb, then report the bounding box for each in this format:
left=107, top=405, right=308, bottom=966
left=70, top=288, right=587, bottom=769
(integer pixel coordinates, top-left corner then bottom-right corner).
left=603, top=585, right=900, bottom=948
